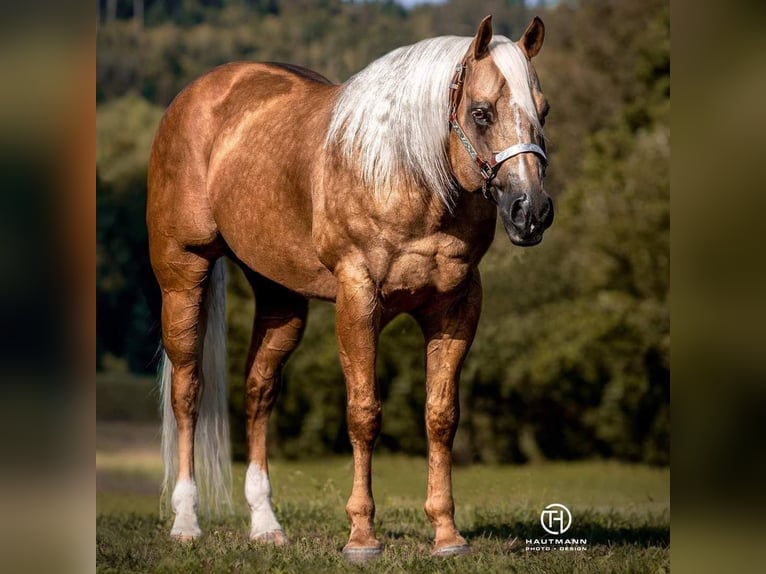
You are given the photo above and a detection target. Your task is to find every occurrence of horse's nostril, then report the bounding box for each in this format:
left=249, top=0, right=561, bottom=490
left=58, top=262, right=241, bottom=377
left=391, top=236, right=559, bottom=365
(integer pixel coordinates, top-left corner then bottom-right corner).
left=541, top=197, right=554, bottom=227
left=510, top=194, right=528, bottom=228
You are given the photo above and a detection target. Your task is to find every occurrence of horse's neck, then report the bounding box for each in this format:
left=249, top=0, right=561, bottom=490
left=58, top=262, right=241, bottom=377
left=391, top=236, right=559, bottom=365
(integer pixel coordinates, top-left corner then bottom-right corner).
left=423, top=188, right=497, bottom=238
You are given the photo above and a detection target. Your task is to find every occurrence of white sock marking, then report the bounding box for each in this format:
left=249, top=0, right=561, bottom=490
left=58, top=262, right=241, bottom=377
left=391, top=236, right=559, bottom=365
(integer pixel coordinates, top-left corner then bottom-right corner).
left=170, top=479, right=202, bottom=538
left=245, top=462, right=283, bottom=537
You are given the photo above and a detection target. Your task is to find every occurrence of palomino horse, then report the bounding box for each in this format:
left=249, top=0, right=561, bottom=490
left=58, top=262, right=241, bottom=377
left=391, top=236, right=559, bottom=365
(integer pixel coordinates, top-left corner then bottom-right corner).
left=148, top=15, right=553, bottom=559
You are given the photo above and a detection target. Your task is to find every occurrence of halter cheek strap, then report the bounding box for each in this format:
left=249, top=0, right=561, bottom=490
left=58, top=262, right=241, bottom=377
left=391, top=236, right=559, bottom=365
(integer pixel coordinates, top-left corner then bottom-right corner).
left=448, top=61, right=547, bottom=204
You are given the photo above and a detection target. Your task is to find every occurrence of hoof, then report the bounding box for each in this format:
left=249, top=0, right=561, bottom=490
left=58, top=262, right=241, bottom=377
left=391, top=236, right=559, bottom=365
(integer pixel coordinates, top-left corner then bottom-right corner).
left=432, top=543, right=471, bottom=557
left=251, top=530, right=290, bottom=546
left=170, top=532, right=199, bottom=543
left=342, top=545, right=383, bottom=563
left=170, top=511, right=201, bottom=542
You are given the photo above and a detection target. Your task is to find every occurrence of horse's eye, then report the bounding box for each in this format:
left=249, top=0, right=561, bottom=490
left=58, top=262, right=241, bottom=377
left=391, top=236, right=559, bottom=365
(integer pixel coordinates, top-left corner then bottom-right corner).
left=540, top=102, right=550, bottom=126
left=471, top=107, right=492, bottom=126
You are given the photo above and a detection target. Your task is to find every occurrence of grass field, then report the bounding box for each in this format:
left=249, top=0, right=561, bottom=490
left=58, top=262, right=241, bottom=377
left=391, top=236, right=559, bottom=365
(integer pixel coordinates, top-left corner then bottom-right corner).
left=97, top=421, right=669, bottom=573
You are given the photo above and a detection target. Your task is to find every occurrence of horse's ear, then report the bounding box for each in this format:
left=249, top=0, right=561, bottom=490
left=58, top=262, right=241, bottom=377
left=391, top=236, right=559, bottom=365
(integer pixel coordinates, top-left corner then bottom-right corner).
left=518, top=16, right=545, bottom=59
left=472, top=15, right=493, bottom=60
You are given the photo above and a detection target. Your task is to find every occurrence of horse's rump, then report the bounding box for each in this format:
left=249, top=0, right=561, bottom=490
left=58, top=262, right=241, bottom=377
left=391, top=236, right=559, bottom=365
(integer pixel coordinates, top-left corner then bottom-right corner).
left=147, top=62, right=339, bottom=298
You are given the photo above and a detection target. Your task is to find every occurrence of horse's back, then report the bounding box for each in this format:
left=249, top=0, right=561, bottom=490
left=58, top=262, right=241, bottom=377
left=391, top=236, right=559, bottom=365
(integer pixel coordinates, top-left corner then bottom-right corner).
left=264, top=62, right=334, bottom=85
left=147, top=61, right=339, bottom=299
left=148, top=61, right=334, bottom=217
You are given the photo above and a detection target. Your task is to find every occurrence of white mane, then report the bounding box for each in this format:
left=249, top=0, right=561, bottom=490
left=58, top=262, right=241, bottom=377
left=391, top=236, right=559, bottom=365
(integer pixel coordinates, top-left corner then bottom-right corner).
left=325, top=35, right=540, bottom=208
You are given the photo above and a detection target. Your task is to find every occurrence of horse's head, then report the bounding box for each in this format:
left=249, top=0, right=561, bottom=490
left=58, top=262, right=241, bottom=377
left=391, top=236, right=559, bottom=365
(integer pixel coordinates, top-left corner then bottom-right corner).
left=449, top=16, right=553, bottom=246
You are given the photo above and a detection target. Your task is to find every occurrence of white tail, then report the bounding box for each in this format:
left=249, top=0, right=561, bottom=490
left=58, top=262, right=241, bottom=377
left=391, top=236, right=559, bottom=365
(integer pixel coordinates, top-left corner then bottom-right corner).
left=159, top=258, right=232, bottom=516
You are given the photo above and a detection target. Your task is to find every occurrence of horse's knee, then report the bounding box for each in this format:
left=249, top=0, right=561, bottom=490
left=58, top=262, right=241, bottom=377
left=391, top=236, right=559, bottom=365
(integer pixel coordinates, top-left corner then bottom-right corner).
left=346, top=400, right=381, bottom=445
left=425, top=398, right=459, bottom=444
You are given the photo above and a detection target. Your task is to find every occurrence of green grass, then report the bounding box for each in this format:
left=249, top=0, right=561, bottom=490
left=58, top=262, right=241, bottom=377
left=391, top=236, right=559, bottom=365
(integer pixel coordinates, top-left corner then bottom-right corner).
left=97, top=454, right=669, bottom=573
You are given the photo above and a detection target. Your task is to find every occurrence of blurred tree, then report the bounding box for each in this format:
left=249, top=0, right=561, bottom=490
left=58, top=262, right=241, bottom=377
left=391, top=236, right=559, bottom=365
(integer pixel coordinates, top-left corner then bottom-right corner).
left=96, top=95, right=164, bottom=372
left=97, top=169, right=161, bottom=372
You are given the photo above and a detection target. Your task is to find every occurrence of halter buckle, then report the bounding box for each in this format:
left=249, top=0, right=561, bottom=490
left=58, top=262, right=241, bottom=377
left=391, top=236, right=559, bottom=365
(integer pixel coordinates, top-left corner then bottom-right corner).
left=479, top=162, right=496, bottom=182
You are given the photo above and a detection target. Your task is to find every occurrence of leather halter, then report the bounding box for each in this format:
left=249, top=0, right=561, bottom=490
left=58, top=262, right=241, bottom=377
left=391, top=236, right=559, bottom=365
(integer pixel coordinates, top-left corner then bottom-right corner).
left=448, top=60, right=548, bottom=204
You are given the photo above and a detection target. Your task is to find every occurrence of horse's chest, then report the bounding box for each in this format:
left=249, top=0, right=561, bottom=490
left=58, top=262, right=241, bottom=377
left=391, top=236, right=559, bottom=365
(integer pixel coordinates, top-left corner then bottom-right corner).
left=379, top=237, right=475, bottom=297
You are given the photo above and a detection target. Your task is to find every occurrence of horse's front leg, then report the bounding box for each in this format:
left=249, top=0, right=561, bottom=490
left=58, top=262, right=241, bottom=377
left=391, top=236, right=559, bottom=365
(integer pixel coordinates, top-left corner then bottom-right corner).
left=415, top=271, right=482, bottom=556
left=335, top=262, right=383, bottom=562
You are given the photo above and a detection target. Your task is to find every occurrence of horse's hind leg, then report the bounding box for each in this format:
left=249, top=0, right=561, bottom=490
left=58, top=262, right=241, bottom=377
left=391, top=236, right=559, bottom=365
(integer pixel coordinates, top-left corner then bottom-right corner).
left=156, top=248, right=213, bottom=540
left=244, top=276, right=308, bottom=544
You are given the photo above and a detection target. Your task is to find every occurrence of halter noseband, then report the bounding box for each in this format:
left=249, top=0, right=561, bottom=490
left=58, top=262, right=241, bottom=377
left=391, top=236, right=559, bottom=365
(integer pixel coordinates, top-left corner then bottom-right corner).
left=448, top=61, right=547, bottom=204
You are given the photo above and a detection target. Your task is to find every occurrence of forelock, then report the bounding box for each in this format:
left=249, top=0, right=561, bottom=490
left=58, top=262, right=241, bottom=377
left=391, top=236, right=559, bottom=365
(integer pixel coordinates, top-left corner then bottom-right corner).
left=488, top=37, right=542, bottom=134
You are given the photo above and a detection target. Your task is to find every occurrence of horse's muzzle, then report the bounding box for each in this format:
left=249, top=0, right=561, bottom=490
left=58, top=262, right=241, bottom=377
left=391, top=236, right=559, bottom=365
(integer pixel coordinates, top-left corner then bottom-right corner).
left=498, top=189, right=554, bottom=246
